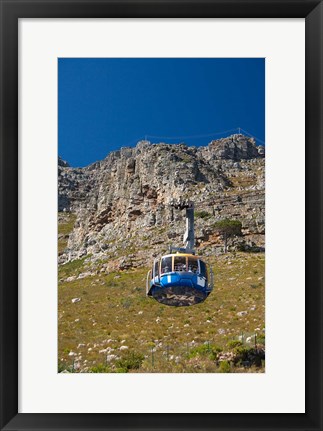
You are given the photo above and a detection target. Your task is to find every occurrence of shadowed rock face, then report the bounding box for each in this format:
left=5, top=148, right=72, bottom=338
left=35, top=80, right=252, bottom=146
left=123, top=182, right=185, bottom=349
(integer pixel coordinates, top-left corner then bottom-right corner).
left=58, top=156, right=70, bottom=167
left=58, top=134, right=265, bottom=267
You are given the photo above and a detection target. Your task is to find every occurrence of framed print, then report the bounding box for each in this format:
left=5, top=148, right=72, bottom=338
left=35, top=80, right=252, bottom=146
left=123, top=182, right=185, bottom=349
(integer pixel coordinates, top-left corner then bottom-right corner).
left=0, top=1, right=322, bottom=430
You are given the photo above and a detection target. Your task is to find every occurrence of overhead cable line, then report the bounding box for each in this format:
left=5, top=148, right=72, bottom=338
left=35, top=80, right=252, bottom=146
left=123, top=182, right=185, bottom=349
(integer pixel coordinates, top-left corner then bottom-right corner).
left=145, top=128, right=239, bottom=141
left=239, top=128, right=265, bottom=146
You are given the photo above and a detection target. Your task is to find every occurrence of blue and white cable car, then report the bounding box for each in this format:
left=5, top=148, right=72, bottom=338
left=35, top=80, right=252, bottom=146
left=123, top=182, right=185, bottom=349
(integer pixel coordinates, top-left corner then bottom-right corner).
left=146, top=200, right=214, bottom=306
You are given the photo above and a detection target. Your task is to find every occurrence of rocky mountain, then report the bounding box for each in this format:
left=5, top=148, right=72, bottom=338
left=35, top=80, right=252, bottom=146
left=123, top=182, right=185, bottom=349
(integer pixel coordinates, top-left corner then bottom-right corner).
left=58, top=134, right=265, bottom=271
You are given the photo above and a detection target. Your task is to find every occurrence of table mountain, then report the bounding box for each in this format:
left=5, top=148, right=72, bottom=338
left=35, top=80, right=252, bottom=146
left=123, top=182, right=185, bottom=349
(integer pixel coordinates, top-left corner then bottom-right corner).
left=58, top=134, right=265, bottom=271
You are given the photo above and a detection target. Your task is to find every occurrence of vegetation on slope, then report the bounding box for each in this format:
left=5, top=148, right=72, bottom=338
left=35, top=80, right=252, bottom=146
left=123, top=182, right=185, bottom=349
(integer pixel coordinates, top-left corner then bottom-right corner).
left=58, top=251, right=265, bottom=373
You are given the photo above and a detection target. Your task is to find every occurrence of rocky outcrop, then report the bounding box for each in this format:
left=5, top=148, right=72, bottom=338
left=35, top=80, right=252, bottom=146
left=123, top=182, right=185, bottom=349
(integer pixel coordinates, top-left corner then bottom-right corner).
left=58, top=156, right=70, bottom=167
left=58, top=134, right=265, bottom=267
left=204, top=134, right=264, bottom=160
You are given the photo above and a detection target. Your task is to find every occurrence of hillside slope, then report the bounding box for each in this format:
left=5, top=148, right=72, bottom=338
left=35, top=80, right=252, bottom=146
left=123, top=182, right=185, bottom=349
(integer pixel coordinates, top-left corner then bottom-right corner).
left=58, top=134, right=266, bottom=373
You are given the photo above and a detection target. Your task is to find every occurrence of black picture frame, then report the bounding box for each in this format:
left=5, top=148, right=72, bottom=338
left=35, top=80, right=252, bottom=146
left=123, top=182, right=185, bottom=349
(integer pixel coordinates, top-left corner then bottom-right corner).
left=1, top=1, right=322, bottom=430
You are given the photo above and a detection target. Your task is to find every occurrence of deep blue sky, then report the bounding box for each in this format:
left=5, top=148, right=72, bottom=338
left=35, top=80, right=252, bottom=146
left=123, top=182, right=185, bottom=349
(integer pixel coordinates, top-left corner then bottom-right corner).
left=58, top=58, right=265, bottom=167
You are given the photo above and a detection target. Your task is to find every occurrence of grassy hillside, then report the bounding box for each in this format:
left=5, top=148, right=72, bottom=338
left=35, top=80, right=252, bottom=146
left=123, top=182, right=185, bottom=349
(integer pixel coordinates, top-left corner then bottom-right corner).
left=58, top=213, right=77, bottom=255
left=58, top=241, right=265, bottom=373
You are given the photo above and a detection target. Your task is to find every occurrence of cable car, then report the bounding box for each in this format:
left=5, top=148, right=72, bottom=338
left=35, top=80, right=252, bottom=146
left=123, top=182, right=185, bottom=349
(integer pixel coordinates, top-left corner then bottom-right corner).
left=146, top=200, right=214, bottom=306
left=146, top=252, right=213, bottom=306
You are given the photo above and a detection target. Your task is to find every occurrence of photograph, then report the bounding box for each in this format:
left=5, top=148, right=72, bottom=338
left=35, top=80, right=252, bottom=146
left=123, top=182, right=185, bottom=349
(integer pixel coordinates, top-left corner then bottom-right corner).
left=58, top=57, right=265, bottom=373
left=1, top=0, right=322, bottom=427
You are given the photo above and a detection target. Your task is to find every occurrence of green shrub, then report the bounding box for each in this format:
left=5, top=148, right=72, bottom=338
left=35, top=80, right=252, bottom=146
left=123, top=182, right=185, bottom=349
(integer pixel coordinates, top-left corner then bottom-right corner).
left=213, top=218, right=242, bottom=234
left=256, top=333, right=265, bottom=345
left=115, top=367, right=129, bottom=373
left=89, top=364, right=111, bottom=373
left=115, top=352, right=145, bottom=371
left=195, top=210, right=211, bottom=220
left=58, top=256, right=89, bottom=278
left=227, top=340, right=243, bottom=349
left=212, top=219, right=242, bottom=252
left=218, top=360, right=231, bottom=373
left=58, top=362, right=75, bottom=373
left=188, top=344, right=222, bottom=361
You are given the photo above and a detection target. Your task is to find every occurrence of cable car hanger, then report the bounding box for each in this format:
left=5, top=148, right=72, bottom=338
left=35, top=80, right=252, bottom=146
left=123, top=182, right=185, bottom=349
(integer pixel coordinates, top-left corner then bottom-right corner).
left=146, top=199, right=214, bottom=307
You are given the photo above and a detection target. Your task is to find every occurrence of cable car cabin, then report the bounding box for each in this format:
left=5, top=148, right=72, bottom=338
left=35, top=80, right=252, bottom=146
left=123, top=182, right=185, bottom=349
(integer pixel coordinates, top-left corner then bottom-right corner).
left=146, top=253, right=213, bottom=307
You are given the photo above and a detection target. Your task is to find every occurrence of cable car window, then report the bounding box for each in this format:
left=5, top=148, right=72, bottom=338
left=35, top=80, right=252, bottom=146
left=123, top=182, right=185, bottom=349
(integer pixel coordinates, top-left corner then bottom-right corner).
left=154, top=260, right=159, bottom=277
left=174, top=256, right=186, bottom=272
left=161, top=256, right=172, bottom=274
left=188, top=257, right=198, bottom=273
left=199, top=260, right=207, bottom=279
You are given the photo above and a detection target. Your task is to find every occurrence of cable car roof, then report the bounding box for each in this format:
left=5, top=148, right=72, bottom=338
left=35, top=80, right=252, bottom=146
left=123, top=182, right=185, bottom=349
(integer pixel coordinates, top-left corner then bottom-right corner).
left=160, top=252, right=201, bottom=259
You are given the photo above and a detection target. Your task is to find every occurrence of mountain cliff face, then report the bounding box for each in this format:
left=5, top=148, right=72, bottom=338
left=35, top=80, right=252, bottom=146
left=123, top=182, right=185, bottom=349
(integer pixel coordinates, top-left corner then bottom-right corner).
left=58, top=134, right=265, bottom=271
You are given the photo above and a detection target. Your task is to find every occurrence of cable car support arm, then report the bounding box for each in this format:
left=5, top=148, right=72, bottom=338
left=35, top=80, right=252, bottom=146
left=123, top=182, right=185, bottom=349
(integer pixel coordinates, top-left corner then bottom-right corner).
left=169, top=200, right=195, bottom=254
